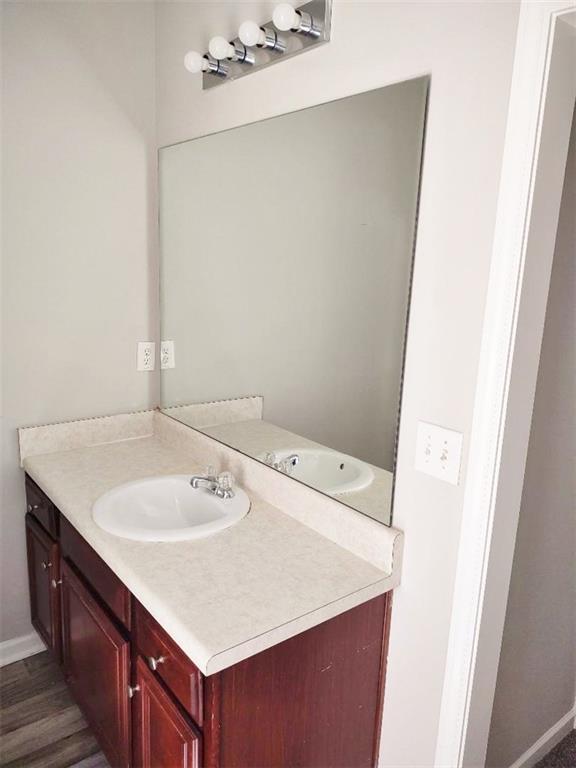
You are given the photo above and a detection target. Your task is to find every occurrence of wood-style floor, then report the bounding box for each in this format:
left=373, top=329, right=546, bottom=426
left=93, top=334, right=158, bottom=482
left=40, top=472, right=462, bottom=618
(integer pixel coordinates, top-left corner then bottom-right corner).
left=0, top=651, right=109, bottom=768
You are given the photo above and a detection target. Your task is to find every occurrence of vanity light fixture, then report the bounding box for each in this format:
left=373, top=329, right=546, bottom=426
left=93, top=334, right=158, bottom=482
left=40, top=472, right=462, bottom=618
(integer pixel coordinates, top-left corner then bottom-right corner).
left=238, top=20, right=287, bottom=53
left=184, top=0, right=332, bottom=90
left=272, top=3, right=322, bottom=37
left=208, top=36, right=255, bottom=65
left=183, top=51, right=229, bottom=77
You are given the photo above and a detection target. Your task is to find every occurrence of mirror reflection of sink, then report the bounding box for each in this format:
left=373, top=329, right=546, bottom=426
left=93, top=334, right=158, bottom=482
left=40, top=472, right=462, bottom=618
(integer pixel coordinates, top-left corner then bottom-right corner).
left=259, top=448, right=374, bottom=495
left=92, top=475, right=250, bottom=542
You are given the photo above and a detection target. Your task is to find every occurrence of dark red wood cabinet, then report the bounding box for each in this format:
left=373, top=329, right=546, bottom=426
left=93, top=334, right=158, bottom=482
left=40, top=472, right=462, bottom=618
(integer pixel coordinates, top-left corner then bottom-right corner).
left=213, top=597, right=389, bottom=768
left=60, top=515, right=132, bottom=629
left=61, top=559, right=131, bottom=768
left=24, top=475, right=392, bottom=768
left=134, top=601, right=204, bottom=726
left=25, top=512, right=61, bottom=661
left=25, top=475, right=59, bottom=538
left=134, top=657, right=201, bottom=768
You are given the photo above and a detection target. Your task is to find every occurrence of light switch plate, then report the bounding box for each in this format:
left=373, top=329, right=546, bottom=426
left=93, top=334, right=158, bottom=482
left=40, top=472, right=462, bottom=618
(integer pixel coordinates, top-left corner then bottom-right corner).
left=137, top=341, right=155, bottom=372
left=160, top=340, right=175, bottom=370
left=415, top=421, right=463, bottom=485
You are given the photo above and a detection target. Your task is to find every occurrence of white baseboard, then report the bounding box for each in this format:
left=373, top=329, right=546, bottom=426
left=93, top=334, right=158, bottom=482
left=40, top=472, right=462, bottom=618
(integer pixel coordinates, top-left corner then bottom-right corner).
left=509, top=705, right=576, bottom=768
left=0, top=631, right=46, bottom=667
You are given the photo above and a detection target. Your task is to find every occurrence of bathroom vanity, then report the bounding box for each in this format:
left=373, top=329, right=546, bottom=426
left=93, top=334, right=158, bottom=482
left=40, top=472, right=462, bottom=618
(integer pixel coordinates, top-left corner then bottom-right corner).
left=11, top=45, right=429, bottom=768
left=20, top=412, right=401, bottom=768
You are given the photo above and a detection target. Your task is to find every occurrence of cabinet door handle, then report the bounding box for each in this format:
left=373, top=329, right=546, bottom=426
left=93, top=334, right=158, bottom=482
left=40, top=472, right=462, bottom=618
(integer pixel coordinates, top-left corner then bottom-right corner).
left=41, top=561, right=52, bottom=570
left=27, top=504, right=39, bottom=513
left=128, top=684, right=140, bottom=698
left=51, top=578, right=62, bottom=589
left=147, top=655, right=166, bottom=671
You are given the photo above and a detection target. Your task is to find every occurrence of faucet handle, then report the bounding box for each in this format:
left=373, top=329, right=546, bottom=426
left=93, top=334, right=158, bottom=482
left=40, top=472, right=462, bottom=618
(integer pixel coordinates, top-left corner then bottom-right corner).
left=205, top=465, right=216, bottom=479
left=217, top=471, right=234, bottom=493
left=264, top=452, right=278, bottom=468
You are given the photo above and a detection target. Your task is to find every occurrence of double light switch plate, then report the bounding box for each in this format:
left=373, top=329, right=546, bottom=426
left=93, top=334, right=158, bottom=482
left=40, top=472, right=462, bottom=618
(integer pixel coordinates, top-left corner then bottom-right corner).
left=415, top=421, right=464, bottom=485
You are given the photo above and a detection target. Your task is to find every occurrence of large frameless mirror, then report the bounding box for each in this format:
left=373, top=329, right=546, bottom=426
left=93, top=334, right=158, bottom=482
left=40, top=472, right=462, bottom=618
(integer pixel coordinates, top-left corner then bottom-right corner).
left=159, top=76, right=428, bottom=526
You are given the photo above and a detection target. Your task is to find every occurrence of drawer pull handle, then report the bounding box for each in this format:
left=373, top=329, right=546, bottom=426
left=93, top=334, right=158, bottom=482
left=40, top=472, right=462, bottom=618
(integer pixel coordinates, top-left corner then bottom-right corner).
left=51, top=578, right=62, bottom=589
left=128, top=684, right=140, bottom=698
left=41, top=561, right=52, bottom=570
left=27, top=504, right=39, bottom=513
left=147, top=655, right=166, bottom=671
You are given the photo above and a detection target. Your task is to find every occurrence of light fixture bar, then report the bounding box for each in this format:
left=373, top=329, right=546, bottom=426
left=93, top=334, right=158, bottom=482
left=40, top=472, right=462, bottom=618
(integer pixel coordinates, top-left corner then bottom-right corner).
left=190, top=0, right=331, bottom=90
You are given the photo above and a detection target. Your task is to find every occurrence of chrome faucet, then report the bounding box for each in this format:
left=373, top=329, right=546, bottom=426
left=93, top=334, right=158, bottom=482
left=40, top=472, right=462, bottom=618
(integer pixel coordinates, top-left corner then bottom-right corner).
left=190, top=470, right=235, bottom=499
left=263, top=452, right=300, bottom=475
left=283, top=454, right=300, bottom=470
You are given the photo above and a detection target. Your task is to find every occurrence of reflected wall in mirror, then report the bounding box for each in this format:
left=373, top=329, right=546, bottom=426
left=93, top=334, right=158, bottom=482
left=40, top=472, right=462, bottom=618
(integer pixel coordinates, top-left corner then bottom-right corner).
left=160, top=76, right=428, bottom=526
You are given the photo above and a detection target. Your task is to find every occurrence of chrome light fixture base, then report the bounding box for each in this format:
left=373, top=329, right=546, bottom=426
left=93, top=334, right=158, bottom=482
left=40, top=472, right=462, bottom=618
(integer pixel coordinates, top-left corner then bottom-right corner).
left=262, top=27, right=287, bottom=53
left=232, top=41, right=256, bottom=66
left=206, top=56, right=229, bottom=77
left=202, top=0, right=332, bottom=90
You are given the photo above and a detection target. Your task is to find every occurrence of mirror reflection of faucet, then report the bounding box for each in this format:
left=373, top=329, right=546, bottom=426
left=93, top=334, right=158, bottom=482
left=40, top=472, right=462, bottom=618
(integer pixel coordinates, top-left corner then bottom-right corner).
left=263, top=452, right=300, bottom=476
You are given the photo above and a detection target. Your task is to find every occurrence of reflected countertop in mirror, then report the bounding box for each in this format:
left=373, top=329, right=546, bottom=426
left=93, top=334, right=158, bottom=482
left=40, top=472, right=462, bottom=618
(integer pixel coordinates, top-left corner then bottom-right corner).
left=160, top=76, right=429, bottom=526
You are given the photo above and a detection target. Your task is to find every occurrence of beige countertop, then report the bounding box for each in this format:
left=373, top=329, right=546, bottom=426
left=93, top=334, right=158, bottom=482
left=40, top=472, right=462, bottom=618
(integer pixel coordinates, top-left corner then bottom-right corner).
left=22, top=418, right=399, bottom=676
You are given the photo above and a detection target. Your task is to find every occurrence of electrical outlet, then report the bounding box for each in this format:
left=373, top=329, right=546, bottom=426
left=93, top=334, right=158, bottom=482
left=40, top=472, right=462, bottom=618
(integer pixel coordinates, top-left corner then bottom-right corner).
left=415, top=421, right=463, bottom=485
left=160, top=340, right=175, bottom=370
left=137, top=341, right=155, bottom=372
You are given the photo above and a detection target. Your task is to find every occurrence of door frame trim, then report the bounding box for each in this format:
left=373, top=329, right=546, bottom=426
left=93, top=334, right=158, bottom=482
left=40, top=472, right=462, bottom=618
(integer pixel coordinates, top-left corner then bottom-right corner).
left=434, top=4, right=576, bottom=765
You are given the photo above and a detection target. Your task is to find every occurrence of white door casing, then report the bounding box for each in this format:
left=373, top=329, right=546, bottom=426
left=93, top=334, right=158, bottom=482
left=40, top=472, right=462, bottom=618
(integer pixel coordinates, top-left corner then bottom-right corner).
left=435, top=4, right=576, bottom=767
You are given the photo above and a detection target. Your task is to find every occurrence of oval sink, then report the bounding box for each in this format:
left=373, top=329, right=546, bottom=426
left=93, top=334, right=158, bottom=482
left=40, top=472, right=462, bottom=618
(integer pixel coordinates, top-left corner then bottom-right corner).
left=92, top=475, right=250, bottom=542
left=259, top=448, right=374, bottom=495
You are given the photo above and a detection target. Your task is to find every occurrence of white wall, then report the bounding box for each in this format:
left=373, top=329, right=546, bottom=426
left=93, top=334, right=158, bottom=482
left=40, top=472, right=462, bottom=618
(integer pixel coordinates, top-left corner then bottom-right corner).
left=160, top=78, right=426, bottom=470
left=0, top=2, right=525, bottom=762
left=486, top=105, right=576, bottom=768
left=0, top=1, right=157, bottom=643
left=155, top=1, right=520, bottom=764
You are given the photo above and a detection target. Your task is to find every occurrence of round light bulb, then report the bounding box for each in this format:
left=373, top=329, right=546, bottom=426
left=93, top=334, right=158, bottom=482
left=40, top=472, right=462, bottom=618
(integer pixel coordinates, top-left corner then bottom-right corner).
left=183, top=51, right=208, bottom=74
left=238, top=20, right=266, bottom=47
left=272, top=3, right=299, bottom=31
left=208, top=36, right=234, bottom=60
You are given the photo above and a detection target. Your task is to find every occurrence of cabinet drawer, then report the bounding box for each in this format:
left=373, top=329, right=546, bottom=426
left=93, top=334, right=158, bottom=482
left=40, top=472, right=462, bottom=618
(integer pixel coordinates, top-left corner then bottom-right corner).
left=25, top=475, right=59, bottom=538
left=60, top=516, right=131, bottom=630
left=135, top=602, right=203, bottom=727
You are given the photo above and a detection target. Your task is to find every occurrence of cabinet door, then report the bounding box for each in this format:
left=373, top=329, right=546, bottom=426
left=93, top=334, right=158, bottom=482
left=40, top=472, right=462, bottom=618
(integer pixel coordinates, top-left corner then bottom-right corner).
left=25, top=513, right=61, bottom=660
left=134, top=656, right=201, bottom=768
left=61, top=559, right=131, bottom=768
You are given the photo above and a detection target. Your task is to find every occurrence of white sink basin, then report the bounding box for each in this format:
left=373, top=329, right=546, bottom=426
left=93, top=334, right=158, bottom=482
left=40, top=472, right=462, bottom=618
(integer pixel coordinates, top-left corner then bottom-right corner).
left=259, top=448, right=374, bottom=495
left=92, top=475, right=250, bottom=542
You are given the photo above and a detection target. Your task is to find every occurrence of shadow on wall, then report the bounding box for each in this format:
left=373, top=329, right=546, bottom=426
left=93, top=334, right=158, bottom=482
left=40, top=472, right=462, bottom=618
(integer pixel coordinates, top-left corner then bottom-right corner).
left=35, top=1, right=155, bottom=136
